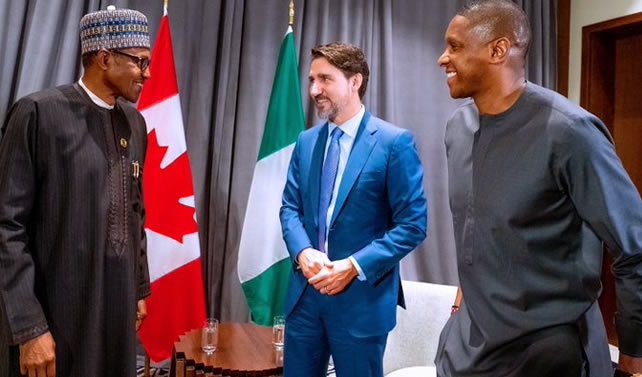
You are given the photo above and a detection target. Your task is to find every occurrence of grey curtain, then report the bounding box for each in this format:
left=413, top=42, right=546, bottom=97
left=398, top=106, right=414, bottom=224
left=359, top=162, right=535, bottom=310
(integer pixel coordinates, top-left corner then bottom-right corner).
left=0, top=0, right=557, bottom=324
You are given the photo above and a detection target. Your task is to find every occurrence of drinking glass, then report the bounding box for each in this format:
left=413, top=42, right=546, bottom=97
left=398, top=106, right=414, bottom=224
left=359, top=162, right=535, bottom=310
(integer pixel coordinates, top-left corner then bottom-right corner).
left=272, top=315, right=285, bottom=349
left=201, top=318, right=219, bottom=354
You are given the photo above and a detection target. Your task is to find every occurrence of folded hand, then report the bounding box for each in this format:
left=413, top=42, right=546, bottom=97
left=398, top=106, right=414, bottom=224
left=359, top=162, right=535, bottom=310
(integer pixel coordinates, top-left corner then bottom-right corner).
left=308, top=258, right=358, bottom=295
left=297, top=248, right=331, bottom=279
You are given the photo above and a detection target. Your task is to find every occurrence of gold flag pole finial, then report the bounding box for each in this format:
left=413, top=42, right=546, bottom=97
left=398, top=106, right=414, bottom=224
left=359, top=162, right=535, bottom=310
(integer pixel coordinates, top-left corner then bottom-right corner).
left=163, top=0, right=168, bottom=16
left=289, top=0, right=294, bottom=26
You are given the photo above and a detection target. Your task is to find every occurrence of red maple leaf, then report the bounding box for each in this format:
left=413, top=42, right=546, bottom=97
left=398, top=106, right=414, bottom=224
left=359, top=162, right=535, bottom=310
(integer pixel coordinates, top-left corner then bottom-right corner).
left=143, top=129, right=198, bottom=243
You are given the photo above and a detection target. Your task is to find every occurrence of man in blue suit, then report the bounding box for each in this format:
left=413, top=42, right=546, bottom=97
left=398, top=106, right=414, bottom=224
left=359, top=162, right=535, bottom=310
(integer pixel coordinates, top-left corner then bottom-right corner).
left=280, top=42, right=427, bottom=377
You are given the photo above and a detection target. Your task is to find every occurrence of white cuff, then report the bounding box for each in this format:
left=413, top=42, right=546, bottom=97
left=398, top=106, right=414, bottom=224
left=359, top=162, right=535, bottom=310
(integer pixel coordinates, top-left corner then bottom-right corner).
left=348, top=256, right=366, bottom=281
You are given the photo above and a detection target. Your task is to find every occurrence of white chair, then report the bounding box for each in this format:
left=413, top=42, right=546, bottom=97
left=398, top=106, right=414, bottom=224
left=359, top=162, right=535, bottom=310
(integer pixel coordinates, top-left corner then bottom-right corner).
left=383, top=280, right=458, bottom=377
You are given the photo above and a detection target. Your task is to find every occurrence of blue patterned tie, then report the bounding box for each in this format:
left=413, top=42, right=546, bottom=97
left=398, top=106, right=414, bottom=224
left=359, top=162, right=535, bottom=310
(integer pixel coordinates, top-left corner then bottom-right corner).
left=318, top=127, right=344, bottom=253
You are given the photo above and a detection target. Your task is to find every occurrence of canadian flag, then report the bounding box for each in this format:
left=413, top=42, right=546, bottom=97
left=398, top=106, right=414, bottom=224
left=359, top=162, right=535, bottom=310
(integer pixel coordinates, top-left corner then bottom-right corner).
left=137, top=10, right=206, bottom=362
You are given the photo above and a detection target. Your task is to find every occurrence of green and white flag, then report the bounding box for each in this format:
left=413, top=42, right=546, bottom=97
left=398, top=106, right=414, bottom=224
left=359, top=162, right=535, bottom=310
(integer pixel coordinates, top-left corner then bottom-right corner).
left=237, top=26, right=304, bottom=326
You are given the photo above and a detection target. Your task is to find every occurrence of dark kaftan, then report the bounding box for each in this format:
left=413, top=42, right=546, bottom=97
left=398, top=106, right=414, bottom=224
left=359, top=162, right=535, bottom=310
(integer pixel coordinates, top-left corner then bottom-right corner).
left=436, top=83, right=642, bottom=376
left=0, top=84, right=150, bottom=377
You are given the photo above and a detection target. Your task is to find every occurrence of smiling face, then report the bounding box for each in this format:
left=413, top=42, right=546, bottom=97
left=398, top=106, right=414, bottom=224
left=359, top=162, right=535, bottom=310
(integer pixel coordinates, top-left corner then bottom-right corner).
left=105, top=47, right=151, bottom=103
left=308, top=57, right=359, bottom=122
left=438, top=15, right=491, bottom=99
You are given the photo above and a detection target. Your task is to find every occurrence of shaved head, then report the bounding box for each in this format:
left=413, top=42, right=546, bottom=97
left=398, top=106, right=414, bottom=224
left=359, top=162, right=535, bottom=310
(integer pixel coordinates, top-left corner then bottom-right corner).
left=457, top=0, right=531, bottom=56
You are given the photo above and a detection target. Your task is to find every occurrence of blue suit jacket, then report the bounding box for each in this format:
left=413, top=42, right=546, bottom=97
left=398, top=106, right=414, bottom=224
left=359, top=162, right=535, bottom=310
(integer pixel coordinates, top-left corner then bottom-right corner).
left=280, top=111, right=427, bottom=337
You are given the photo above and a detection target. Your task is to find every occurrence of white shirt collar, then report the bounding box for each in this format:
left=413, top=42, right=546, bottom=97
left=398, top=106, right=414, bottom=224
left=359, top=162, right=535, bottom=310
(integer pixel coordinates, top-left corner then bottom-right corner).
left=327, top=105, right=365, bottom=139
left=78, top=78, right=114, bottom=110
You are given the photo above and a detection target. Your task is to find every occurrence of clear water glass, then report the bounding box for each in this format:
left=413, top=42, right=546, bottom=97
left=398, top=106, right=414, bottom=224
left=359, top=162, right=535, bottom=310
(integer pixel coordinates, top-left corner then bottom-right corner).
left=201, top=318, right=219, bottom=354
left=272, top=315, right=285, bottom=349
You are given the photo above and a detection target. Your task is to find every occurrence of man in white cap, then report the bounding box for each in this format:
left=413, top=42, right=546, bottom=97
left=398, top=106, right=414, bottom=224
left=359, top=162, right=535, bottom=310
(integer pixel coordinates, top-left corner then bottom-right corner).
left=0, top=6, right=152, bottom=377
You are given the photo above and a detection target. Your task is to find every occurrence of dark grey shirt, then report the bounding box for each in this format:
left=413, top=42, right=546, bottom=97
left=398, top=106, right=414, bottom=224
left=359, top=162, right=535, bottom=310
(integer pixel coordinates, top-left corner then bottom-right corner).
left=436, top=83, right=642, bottom=376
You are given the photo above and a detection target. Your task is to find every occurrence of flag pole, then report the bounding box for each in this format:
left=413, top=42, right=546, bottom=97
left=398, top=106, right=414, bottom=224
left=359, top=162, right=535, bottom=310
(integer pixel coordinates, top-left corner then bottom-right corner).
left=289, top=0, right=294, bottom=26
left=163, top=0, right=168, bottom=16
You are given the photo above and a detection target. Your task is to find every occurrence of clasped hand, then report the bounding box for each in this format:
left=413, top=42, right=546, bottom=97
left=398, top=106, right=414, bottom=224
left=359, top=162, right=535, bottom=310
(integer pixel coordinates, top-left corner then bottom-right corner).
left=297, top=248, right=358, bottom=296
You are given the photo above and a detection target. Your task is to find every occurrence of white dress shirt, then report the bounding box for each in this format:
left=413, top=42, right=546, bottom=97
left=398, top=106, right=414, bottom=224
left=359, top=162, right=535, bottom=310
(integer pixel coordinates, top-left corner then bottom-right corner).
left=323, top=105, right=367, bottom=280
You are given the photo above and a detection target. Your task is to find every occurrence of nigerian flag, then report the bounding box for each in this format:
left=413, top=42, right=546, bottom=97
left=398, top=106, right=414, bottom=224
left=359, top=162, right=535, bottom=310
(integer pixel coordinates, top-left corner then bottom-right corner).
left=237, top=26, right=304, bottom=326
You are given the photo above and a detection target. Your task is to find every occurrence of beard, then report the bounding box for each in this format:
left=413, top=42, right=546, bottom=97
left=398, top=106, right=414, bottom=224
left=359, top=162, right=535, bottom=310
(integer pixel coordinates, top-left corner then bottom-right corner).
left=314, top=96, right=339, bottom=121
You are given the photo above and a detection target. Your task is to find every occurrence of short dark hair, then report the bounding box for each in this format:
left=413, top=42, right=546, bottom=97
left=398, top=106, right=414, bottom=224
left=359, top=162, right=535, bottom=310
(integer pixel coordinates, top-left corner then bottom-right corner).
left=311, top=42, right=370, bottom=99
left=457, top=0, right=531, bottom=57
left=81, top=51, right=97, bottom=69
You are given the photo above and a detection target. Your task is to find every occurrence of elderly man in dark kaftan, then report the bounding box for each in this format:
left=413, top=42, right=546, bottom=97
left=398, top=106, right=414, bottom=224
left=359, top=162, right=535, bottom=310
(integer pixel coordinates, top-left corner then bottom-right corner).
left=0, top=6, right=153, bottom=377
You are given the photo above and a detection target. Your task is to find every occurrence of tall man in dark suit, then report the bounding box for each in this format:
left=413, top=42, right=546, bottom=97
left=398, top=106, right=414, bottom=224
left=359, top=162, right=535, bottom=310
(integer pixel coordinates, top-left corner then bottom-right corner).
left=280, top=42, right=427, bottom=377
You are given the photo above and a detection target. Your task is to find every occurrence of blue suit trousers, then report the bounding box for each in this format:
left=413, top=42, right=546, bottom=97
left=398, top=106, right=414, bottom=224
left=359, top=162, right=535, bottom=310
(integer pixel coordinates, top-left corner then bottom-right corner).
left=283, top=285, right=388, bottom=377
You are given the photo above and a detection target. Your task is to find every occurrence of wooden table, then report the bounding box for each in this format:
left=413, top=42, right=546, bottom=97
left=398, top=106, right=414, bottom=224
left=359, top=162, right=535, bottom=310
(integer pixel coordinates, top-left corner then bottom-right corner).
left=171, top=322, right=283, bottom=377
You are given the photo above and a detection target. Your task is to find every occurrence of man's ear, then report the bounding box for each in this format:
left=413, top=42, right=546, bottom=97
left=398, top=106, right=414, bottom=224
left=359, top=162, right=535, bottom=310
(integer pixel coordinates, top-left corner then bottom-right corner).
left=95, top=50, right=111, bottom=71
left=351, top=73, right=363, bottom=95
left=489, top=37, right=510, bottom=64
